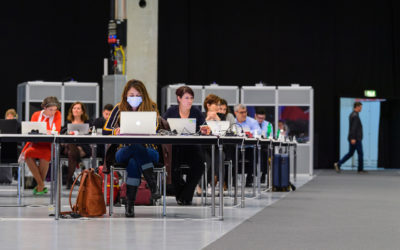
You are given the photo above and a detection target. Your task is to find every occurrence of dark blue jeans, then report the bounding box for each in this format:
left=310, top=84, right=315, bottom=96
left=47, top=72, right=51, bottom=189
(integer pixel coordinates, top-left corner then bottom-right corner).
left=115, top=144, right=159, bottom=186
left=338, top=140, right=364, bottom=171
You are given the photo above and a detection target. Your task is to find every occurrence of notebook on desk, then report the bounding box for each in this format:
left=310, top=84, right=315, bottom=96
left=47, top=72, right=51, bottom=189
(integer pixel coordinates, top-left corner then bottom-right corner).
left=120, top=111, right=157, bottom=135
left=67, top=123, right=90, bottom=135
left=21, top=121, right=47, bottom=134
left=167, top=118, right=196, bottom=134
left=206, top=120, right=230, bottom=135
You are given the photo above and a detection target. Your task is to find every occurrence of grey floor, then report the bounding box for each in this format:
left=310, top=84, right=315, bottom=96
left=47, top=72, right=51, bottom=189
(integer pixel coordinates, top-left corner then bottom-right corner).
left=205, top=169, right=400, bottom=250
left=0, top=174, right=312, bottom=250
left=4, top=170, right=397, bottom=250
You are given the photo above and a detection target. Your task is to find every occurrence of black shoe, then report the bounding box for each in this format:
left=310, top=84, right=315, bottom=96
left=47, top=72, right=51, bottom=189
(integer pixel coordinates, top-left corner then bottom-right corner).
left=260, top=174, right=266, bottom=184
left=245, top=182, right=253, bottom=187
left=245, top=177, right=253, bottom=187
left=125, top=185, right=138, bottom=217
left=142, top=167, right=161, bottom=200
left=177, top=199, right=192, bottom=206
left=357, top=170, right=368, bottom=174
left=176, top=197, right=192, bottom=206
left=125, top=202, right=135, bottom=217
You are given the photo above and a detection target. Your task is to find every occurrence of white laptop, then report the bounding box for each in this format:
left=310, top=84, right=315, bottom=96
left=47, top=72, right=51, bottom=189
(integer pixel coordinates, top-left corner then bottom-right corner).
left=21, top=121, right=47, bottom=134
left=167, top=118, right=196, bottom=134
left=67, top=123, right=90, bottom=135
left=120, top=111, right=157, bottom=135
left=206, top=120, right=230, bottom=135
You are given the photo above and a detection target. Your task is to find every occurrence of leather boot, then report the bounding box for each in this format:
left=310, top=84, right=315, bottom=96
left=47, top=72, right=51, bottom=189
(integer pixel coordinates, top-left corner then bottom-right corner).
left=142, top=168, right=161, bottom=200
left=125, top=185, right=138, bottom=217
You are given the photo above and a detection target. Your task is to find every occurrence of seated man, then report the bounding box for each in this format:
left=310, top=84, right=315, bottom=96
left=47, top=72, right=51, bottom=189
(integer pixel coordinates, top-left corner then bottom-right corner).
left=234, top=104, right=261, bottom=186
left=92, top=104, right=113, bottom=131
left=234, top=104, right=260, bottom=136
left=254, top=108, right=274, bottom=183
left=254, top=108, right=273, bottom=138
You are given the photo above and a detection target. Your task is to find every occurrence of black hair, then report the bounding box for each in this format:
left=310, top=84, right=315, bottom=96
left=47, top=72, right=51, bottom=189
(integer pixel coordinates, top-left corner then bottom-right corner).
left=103, top=104, right=114, bottom=111
left=255, top=107, right=266, bottom=115
left=354, top=102, right=362, bottom=108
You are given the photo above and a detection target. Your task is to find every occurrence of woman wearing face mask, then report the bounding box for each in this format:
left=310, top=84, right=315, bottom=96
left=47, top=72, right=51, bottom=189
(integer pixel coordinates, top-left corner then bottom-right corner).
left=103, top=79, right=161, bottom=217
left=163, top=86, right=206, bottom=205
left=218, top=98, right=235, bottom=126
left=20, top=96, right=62, bottom=195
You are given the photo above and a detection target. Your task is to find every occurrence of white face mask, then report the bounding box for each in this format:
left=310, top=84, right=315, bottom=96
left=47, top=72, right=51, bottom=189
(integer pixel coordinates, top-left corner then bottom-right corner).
left=127, top=96, right=142, bottom=108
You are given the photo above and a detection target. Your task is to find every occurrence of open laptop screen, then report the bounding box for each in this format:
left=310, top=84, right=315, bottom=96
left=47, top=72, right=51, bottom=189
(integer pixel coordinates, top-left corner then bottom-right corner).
left=21, top=122, right=47, bottom=134
left=120, top=111, right=157, bottom=135
left=167, top=118, right=196, bottom=134
left=67, top=123, right=90, bottom=135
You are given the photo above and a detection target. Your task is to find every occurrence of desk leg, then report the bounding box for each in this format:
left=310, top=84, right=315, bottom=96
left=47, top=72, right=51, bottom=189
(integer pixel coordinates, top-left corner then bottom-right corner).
left=241, top=146, right=245, bottom=208
left=204, top=162, right=207, bottom=205
left=55, top=143, right=61, bottom=220
left=109, top=166, right=114, bottom=216
left=269, top=144, right=274, bottom=191
left=267, top=142, right=270, bottom=189
left=218, top=144, right=224, bottom=221
left=163, top=166, right=166, bottom=216
left=257, top=144, right=261, bottom=198
left=234, top=145, right=238, bottom=205
left=294, top=144, right=297, bottom=182
left=18, top=163, right=21, bottom=206
left=211, top=144, right=215, bottom=217
left=104, top=174, right=108, bottom=209
left=50, top=143, right=54, bottom=205
left=253, top=146, right=256, bottom=197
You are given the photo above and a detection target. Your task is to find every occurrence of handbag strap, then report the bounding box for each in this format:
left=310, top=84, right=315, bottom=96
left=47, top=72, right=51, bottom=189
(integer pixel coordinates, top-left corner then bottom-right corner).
left=60, top=170, right=86, bottom=215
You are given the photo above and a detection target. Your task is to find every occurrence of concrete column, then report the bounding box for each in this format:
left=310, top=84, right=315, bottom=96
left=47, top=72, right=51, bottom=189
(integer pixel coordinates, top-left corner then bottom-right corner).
left=126, top=0, right=158, bottom=101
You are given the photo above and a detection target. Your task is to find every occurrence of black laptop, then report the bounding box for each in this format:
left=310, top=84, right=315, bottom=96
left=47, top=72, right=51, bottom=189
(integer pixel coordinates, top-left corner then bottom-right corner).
left=0, top=119, right=19, bottom=163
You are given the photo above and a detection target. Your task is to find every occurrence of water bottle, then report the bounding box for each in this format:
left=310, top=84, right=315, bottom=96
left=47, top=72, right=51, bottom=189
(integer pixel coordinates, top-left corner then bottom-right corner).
left=92, top=126, right=97, bottom=136
left=279, top=129, right=284, bottom=141
left=51, top=124, right=57, bottom=135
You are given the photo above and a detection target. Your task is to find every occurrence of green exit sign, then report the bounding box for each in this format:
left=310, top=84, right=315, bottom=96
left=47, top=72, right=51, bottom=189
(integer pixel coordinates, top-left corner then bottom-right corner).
left=364, top=90, right=376, bottom=97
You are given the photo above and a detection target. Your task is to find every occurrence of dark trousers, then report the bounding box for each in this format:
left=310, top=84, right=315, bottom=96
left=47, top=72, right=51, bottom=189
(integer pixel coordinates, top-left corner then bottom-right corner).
left=245, top=146, right=269, bottom=175
left=338, top=140, right=364, bottom=171
left=172, top=145, right=204, bottom=202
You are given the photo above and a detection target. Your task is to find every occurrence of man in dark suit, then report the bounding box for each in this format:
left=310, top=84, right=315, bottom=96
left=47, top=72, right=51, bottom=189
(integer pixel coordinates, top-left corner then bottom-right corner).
left=334, top=102, right=366, bottom=173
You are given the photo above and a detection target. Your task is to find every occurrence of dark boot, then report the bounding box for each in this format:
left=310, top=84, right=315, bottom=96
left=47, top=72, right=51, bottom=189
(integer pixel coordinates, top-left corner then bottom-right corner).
left=125, top=185, right=138, bottom=217
left=142, top=168, right=161, bottom=200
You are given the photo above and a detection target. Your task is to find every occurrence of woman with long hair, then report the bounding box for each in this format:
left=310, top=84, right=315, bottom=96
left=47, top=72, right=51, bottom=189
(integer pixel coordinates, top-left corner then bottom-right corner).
left=61, top=102, right=92, bottom=189
left=103, top=79, right=161, bottom=217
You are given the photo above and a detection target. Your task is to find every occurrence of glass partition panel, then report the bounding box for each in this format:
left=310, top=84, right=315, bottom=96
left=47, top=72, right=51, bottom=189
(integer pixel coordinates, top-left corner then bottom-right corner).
left=278, top=106, right=310, bottom=142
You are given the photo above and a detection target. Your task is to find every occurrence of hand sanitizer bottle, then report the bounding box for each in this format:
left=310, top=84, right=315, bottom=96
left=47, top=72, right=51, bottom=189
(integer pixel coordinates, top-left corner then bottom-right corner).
left=51, top=124, right=57, bottom=135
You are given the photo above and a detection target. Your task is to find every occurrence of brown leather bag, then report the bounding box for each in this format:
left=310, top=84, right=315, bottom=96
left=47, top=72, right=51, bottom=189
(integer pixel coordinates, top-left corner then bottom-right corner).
left=67, top=168, right=106, bottom=217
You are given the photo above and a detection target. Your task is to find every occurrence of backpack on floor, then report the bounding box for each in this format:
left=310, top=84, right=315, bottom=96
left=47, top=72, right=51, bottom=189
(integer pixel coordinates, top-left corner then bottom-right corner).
left=62, top=168, right=106, bottom=217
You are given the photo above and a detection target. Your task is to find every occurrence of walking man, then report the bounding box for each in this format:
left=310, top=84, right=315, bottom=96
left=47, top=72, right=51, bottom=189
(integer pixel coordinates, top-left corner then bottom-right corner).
left=334, top=101, right=366, bottom=173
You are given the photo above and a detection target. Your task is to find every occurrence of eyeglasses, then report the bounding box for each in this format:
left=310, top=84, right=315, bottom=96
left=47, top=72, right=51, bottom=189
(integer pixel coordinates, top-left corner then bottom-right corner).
left=237, top=111, right=247, bottom=114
